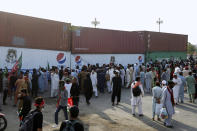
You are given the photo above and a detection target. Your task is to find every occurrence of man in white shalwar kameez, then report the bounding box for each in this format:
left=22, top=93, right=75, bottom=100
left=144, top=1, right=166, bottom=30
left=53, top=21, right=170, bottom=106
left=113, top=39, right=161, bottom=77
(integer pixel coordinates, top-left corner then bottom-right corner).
left=161, top=80, right=167, bottom=93
left=130, top=65, right=134, bottom=83
left=90, top=69, right=98, bottom=97
left=109, top=67, right=115, bottom=92
left=174, top=66, right=181, bottom=75
left=120, top=66, right=125, bottom=88
left=166, top=66, right=171, bottom=82
left=145, top=69, right=152, bottom=93
left=133, top=65, right=137, bottom=84
left=162, top=81, right=175, bottom=128
left=183, top=67, right=189, bottom=77
left=106, top=69, right=111, bottom=93
left=172, top=74, right=182, bottom=104
left=51, top=68, right=59, bottom=97
left=152, top=82, right=162, bottom=121
left=131, top=77, right=144, bottom=116
left=126, top=65, right=131, bottom=88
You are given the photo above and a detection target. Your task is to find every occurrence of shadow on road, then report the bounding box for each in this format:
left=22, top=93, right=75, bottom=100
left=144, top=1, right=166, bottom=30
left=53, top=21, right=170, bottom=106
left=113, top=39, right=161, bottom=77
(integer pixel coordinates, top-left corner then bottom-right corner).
left=117, top=103, right=197, bottom=131
left=176, top=104, right=197, bottom=113
left=135, top=115, right=169, bottom=131
left=116, top=104, right=132, bottom=114
left=116, top=104, right=168, bottom=131
left=184, top=102, right=197, bottom=108
left=50, top=121, right=90, bottom=131
left=173, top=119, right=197, bottom=131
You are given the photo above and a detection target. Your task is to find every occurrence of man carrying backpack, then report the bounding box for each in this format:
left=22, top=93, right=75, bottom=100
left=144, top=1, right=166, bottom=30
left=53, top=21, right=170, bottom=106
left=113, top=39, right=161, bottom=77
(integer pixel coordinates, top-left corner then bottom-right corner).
left=131, top=77, right=144, bottom=117
left=59, top=106, right=84, bottom=131
left=32, top=97, right=44, bottom=131
left=19, top=97, right=44, bottom=131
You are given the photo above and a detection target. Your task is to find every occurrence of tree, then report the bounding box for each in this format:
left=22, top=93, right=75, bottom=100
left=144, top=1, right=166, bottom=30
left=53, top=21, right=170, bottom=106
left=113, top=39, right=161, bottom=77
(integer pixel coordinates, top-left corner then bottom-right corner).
left=187, top=42, right=196, bottom=55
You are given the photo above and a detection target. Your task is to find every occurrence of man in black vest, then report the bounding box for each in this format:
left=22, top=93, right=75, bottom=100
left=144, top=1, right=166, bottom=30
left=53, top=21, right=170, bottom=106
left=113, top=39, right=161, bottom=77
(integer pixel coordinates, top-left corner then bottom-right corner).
left=111, top=71, right=122, bottom=106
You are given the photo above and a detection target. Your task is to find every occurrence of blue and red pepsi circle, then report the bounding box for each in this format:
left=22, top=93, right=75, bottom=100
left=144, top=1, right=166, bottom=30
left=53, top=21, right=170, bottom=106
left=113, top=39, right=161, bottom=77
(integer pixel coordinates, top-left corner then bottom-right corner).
left=57, top=53, right=66, bottom=64
left=75, top=56, right=81, bottom=64
left=138, top=56, right=142, bottom=63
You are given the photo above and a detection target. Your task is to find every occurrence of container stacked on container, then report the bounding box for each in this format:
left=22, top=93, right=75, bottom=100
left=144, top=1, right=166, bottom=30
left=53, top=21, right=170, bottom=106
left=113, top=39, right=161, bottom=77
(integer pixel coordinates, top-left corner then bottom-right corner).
left=0, top=11, right=188, bottom=70
left=144, top=31, right=188, bottom=61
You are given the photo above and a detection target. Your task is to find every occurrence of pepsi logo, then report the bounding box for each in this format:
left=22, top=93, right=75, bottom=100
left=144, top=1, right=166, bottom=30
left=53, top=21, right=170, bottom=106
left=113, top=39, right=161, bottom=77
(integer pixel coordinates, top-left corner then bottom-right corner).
left=138, top=56, right=142, bottom=62
left=75, top=56, right=81, bottom=64
left=57, top=53, right=66, bottom=64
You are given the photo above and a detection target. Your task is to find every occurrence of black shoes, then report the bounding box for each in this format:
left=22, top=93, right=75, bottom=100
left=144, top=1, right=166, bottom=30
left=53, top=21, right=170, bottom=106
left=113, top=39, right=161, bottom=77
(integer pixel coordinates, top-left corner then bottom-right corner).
left=132, top=114, right=143, bottom=117
left=86, top=101, right=90, bottom=105
left=166, top=125, right=173, bottom=128
left=112, top=102, right=119, bottom=106
left=164, top=122, right=173, bottom=128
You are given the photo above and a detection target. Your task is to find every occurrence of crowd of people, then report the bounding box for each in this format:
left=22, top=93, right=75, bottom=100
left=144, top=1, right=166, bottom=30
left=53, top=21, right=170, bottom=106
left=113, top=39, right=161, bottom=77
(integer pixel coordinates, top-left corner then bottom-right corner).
left=0, top=58, right=197, bottom=130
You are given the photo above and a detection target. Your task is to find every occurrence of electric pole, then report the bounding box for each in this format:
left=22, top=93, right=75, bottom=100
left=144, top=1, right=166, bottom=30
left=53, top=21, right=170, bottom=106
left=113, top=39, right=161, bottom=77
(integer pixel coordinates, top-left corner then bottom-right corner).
left=156, top=18, right=163, bottom=32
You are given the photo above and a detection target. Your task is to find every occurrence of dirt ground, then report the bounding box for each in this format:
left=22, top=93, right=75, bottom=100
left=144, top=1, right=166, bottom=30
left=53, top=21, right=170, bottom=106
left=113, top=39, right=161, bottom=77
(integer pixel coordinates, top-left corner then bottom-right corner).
left=3, top=88, right=197, bottom=131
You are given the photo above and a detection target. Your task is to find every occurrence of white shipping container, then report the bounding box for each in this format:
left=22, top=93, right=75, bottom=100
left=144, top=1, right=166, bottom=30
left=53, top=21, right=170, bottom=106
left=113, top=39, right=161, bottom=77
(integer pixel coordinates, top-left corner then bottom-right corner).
left=71, top=54, right=144, bottom=68
left=0, top=46, right=71, bottom=70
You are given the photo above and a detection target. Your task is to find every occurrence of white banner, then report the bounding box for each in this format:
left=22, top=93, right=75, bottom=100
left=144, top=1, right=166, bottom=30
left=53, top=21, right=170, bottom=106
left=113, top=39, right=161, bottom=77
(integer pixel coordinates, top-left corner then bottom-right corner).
left=71, top=54, right=145, bottom=68
left=0, top=46, right=144, bottom=70
left=0, top=46, right=71, bottom=70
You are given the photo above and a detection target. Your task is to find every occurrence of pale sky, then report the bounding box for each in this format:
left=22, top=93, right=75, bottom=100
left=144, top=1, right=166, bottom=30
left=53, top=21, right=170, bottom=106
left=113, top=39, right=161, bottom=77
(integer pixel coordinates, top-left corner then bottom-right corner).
left=0, top=0, right=196, bottom=44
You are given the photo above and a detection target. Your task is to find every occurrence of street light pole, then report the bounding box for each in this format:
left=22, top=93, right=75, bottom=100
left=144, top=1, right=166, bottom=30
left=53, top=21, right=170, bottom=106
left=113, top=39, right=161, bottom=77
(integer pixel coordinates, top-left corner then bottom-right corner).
left=91, top=18, right=100, bottom=28
left=156, top=18, right=163, bottom=32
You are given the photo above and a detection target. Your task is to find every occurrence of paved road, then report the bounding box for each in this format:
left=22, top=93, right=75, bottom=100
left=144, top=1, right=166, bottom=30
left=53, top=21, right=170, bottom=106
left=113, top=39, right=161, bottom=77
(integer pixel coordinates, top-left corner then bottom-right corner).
left=3, top=88, right=197, bottom=131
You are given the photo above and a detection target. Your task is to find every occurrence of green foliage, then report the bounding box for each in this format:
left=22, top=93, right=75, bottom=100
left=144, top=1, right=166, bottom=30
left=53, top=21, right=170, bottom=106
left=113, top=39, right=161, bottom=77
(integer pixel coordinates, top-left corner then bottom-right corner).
left=187, top=42, right=196, bottom=55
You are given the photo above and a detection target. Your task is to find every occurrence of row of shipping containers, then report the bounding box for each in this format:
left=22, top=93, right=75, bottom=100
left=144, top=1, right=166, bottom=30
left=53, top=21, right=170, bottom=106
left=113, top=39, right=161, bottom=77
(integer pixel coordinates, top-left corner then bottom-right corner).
left=0, top=11, right=188, bottom=69
left=72, top=27, right=187, bottom=53
left=72, top=27, right=146, bottom=54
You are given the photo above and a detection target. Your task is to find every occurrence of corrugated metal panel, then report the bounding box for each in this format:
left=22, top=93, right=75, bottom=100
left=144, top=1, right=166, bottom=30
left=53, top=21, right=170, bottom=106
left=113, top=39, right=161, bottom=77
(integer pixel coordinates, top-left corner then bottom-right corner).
left=0, top=11, right=71, bottom=51
left=146, top=31, right=187, bottom=52
left=148, top=51, right=187, bottom=61
left=72, top=27, right=146, bottom=54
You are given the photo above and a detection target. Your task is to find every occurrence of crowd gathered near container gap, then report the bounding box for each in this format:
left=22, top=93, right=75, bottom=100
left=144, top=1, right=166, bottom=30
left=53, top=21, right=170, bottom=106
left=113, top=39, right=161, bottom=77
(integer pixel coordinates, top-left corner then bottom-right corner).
left=0, top=57, right=197, bottom=130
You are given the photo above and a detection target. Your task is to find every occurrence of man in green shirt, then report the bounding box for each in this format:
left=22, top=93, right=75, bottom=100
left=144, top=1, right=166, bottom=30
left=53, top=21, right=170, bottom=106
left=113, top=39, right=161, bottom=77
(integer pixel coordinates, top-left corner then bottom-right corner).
left=186, top=72, right=196, bottom=103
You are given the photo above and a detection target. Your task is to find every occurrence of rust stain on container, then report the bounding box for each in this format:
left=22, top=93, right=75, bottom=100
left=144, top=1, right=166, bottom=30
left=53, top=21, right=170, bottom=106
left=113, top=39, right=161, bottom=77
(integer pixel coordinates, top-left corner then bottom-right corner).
left=0, top=11, right=71, bottom=51
left=72, top=27, right=146, bottom=54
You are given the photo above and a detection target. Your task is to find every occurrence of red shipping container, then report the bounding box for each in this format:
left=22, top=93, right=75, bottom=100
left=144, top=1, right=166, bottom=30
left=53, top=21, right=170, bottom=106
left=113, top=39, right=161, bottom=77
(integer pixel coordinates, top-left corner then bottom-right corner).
left=0, top=11, right=71, bottom=51
left=145, top=31, right=187, bottom=52
left=72, top=27, right=146, bottom=54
